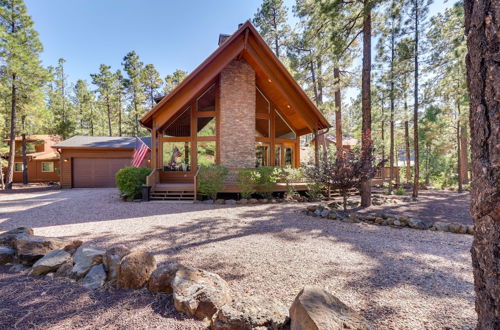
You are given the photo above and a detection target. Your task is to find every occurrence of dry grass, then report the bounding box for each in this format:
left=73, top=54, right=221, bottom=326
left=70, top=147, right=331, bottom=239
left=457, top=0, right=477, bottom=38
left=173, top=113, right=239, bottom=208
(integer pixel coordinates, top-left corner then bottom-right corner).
left=0, top=188, right=475, bottom=329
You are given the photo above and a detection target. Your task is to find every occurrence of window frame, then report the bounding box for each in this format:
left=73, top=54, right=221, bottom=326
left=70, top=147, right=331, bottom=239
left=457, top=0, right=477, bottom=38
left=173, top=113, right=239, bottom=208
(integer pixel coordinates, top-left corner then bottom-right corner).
left=41, top=161, right=54, bottom=173
left=14, top=162, right=23, bottom=172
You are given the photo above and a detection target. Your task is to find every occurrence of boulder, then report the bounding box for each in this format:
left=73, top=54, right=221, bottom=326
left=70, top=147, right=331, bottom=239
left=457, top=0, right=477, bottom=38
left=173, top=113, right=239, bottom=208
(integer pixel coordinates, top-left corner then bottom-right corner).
left=259, top=199, right=268, bottom=204
left=320, top=210, right=330, bottom=218
left=148, top=262, right=181, bottom=293
left=407, top=218, right=431, bottom=230
left=0, top=246, right=15, bottom=265
left=82, top=264, right=107, bottom=290
left=14, top=235, right=66, bottom=265
left=203, top=200, right=214, bottom=204
left=306, top=206, right=317, bottom=212
left=118, top=250, right=156, bottom=289
left=327, top=211, right=337, bottom=220
left=72, top=246, right=105, bottom=279
left=55, top=260, right=74, bottom=278
left=449, top=223, right=467, bottom=234
left=0, top=227, right=33, bottom=247
left=29, top=249, right=71, bottom=276
left=467, top=225, right=474, bottom=235
left=393, top=220, right=402, bottom=227
left=172, top=266, right=232, bottom=319
left=248, top=199, right=259, bottom=204
left=63, top=240, right=83, bottom=255
left=374, top=217, right=384, bottom=225
left=226, top=199, right=237, bottom=205
left=215, top=199, right=226, bottom=205
left=103, top=244, right=130, bottom=281
left=211, top=296, right=289, bottom=330
left=237, top=199, right=248, bottom=205
left=431, top=222, right=450, bottom=232
left=289, top=286, right=370, bottom=330
left=9, top=263, right=29, bottom=273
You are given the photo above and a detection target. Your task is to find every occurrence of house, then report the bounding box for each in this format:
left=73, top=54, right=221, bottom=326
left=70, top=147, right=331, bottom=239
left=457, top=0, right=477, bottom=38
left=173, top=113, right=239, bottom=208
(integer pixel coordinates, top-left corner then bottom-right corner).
left=2, top=135, right=61, bottom=183
left=140, top=21, right=330, bottom=199
left=54, top=136, right=151, bottom=188
left=311, top=133, right=358, bottom=151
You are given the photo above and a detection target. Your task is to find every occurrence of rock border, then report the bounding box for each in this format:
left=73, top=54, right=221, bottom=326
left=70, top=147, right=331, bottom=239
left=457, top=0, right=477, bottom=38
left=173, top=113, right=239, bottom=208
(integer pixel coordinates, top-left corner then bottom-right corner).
left=1, top=227, right=370, bottom=329
left=303, top=204, right=474, bottom=235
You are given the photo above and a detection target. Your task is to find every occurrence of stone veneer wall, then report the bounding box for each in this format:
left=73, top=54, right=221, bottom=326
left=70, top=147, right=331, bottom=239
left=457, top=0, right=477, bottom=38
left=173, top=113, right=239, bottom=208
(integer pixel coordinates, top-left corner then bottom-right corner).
left=219, top=59, right=256, bottom=168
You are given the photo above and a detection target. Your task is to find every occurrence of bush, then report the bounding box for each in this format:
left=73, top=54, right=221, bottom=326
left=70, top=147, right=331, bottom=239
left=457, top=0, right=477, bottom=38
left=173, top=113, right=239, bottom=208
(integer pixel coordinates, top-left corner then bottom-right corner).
left=394, top=187, right=406, bottom=195
left=306, top=182, right=325, bottom=200
left=237, top=169, right=258, bottom=199
left=197, top=165, right=228, bottom=200
left=115, top=167, right=152, bottom=200
left=279, top=167, right=304, bottom=199
left=255, top=166, right=279, bottom=199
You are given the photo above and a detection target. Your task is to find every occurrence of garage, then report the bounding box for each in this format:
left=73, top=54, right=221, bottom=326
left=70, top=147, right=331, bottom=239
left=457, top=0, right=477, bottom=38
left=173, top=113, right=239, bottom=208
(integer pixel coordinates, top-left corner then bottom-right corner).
left=72, top=158, right=131, bottom=188
left=54, top=136, right=151, bottom=188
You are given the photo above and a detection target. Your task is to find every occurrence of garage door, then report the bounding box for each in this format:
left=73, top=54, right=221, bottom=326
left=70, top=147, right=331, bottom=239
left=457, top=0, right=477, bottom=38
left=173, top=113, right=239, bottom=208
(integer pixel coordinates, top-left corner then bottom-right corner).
left=73, top=158, right=130, bottom=188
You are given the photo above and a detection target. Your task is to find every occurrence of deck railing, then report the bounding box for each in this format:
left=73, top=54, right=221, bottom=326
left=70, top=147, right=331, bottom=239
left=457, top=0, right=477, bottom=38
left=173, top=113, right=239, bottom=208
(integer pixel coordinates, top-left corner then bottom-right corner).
left=193, top=166, right=201, bottom=201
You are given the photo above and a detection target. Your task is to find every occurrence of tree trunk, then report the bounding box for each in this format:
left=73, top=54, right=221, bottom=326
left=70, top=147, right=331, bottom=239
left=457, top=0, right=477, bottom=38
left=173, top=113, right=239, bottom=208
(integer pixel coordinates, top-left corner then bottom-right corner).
left=310, top=59, right=319, bottom=106
left=22, top=133, right=27, bottom=185
left=316, top=57, right=323, bottom=105
left=389, top=21, right=396, bottom=194
left=107, top=97, right=112, bottom=136
left=5, top=73, right=17, bottom=190
left=460, top=123, right=469, bottom=183
left=404, top=120, right=411, bottom=183
left=464, top=0, right=500, bottom=328
left=118, top=95, right=123, bottom=137
left=457, top=121, right=463, bottom=193
left=412, top=3, right=420, bottom=199
left=360, top=1, right=372, bottom=207
left=334, top=67, right=343, bottom=152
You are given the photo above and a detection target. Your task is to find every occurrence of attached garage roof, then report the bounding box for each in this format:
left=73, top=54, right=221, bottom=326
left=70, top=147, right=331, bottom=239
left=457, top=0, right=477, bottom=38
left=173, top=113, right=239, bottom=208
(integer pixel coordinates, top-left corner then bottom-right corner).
left=54, top=136, right=152, bottom=149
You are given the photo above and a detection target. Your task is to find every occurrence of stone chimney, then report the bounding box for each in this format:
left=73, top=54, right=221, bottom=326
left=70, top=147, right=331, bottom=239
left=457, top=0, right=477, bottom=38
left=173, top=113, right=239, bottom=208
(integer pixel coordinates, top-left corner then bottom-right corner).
left=218, top=34, right=231, bottom=46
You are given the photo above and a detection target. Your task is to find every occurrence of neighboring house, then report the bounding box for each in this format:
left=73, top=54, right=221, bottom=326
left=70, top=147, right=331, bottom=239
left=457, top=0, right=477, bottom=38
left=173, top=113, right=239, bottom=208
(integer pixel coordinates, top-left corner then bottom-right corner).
left=2, top=135, right=61, bottom=183
left=311, top=134, right=358, bottom=151
left=54, top=136, right=151, bottom=188
left=139, top=21, right=330, bottom=199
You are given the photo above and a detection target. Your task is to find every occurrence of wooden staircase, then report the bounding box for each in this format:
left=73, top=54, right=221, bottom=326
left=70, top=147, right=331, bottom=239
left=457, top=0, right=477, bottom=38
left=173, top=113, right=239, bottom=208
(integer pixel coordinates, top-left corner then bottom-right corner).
left=150, top=183, right=195, bottom=201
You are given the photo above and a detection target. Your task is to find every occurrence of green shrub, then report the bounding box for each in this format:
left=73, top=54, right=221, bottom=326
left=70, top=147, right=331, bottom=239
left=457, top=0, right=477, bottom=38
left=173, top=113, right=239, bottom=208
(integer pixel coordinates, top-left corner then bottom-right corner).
left=306, top=182, right=324, bottom=200
left=394, top=187, right=406, bottom=195
left=115, top=166, right=152, bottom=200
left=197, top=165, right=228, bottom=200
left=279, top=167, right=304, bottom=198
left=255, top=166, right=279, bottom=199
left=237, top=169, right=258, bottom=199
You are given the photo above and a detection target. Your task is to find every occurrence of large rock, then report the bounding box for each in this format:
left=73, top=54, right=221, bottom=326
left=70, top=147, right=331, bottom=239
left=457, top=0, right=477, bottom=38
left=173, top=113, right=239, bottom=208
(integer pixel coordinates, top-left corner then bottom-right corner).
left=118, top=250, right=156, bottom=289
left=82, top=264, right=107, bottom=290
left=29, top=249, right=71, bottom=275
left=211, top=295, right=289, bottom=330
left=289, top=286, right=370, bottom=330
left=103, top=244, right=130, bottom=282
left=431, top=221, right=450, bottom=232
left=148, top=262, right=181, bottom=293
left=0, top=227, right=33, bottom=247
left=0, top=246, right=15, bottom=265
left=55, top=260, right=74, bottom=278
left=172, top=266, right=232, bottom=319
left=63, top=240, right=83, bottom=255
left=72, top=246, right=105, bottom=279
left=14, top=235, right=66, bottom=265
left=449, top=222, right=467, bottom=234
left=407, top=218, right=431, bottom=230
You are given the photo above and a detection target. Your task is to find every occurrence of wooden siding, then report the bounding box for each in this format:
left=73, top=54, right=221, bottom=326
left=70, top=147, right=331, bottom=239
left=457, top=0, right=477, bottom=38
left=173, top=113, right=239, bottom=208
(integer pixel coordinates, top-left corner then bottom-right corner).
left=9, top=156, right=60, bottom=183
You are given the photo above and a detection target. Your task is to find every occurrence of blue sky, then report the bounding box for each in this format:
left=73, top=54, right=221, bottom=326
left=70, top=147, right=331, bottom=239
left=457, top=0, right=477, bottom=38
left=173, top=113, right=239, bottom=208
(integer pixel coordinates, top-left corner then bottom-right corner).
left=25, top=0, right=454, bottom=87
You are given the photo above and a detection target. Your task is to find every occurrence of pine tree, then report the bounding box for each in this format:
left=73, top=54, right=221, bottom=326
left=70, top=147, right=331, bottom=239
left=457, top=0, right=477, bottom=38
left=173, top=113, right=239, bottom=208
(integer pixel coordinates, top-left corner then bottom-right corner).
left=47, top=58, right=74, bottom=138
left=122, top=51, right=145, bottom=136
left=91, top=64, right=114, bottom=136
left=0, top=0, right=47, bottom=189
left=73, top=79, right=94, bottom=135
left=113, top=69, right=125, bottom=136
left=164, top=69, right=187, bottom=94
left=253, top=0, right=291, bottom=59
left=141, top=63, right=163, bottom=109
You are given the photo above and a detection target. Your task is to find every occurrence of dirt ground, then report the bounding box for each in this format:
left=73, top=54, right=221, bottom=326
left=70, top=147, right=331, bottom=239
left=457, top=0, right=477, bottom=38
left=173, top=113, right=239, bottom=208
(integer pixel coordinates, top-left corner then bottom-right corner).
left=0, top=188, right=475, bottom=329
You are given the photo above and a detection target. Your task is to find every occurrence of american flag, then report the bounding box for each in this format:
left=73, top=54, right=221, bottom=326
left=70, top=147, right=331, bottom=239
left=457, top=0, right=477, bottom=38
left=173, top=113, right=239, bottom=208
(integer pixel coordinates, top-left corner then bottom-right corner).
left=131, top=137, right=150, bottom=167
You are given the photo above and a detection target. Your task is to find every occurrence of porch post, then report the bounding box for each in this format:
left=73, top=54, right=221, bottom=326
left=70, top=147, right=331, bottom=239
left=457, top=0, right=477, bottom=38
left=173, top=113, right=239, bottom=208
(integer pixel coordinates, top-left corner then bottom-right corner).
left=151, top=120, right=157, bottom=169
left=313, top=130, right=319, bottom=168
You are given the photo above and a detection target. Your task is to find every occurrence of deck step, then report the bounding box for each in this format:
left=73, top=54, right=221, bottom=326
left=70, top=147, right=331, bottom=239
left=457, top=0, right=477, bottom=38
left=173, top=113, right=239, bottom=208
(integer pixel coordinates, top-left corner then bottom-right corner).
left=150, top=189, right=195, bottom=201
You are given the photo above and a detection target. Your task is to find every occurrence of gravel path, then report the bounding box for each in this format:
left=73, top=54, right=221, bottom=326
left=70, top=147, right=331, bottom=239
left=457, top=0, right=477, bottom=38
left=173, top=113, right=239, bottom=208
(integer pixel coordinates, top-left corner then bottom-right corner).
left=0, top=189, right=475, bottom=329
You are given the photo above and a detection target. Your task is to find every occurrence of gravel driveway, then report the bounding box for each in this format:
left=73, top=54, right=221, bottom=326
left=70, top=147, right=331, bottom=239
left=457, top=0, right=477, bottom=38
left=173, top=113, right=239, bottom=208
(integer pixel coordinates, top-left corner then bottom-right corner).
left=0, top=188, right=475, bottom=329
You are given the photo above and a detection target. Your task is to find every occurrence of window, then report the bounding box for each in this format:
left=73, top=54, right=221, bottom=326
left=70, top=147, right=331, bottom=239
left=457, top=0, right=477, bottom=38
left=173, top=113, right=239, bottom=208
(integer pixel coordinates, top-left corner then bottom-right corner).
left=274, top=144, right=282, bottom=167
left=197, top=84, right=216, bottom=112
left=163, top=142, right=191, bottom=171
left=197, top=141, right=216, bottom=166
left=256, top=118, right=270, bottom=138
left=275, top=111, right=296, bottom=140
left=164, top=107, right=191, bottom=137
left=256, top=88, right=270, bottom=114
left=14, top=162, right=23, bottom=172
left=256, top=143, right=270, bottom=167
left=284, top=147, right=294, bottom=167
left=41, top=162, right=54, bottom=172
left=197, top=117, right=216, bottom=137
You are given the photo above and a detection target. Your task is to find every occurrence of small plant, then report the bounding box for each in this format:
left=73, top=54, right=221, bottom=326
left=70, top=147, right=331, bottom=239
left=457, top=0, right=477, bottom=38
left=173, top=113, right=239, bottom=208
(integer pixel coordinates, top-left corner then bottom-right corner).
left=197, top=165, right=228, bottom=200
left=115, top=166, right=152, bottom=200
left=306, top=182, right=324, bottom=200
left=237, top=169, right=258, bottom=199
left=394, top=187, right=406, bottom=195
left=279, top=167, right=304, bottom=199
left=255, top=166, right=279, bottom=199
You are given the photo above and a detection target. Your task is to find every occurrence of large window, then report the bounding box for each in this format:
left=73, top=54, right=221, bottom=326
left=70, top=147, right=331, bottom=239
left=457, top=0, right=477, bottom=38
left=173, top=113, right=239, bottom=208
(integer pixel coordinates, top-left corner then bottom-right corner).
left=256, top=143, right=270, bottom=167
left=275, top=111, right=296, bottom=140
left=197, top=141, right=216, bottom=166
left=164, top=107, right=191, bottom=137
left=197, top=117, right=216, bottom=137
left=274, top=144, right=282, bottom=167
left=197, top=84, right=216, bottom=112
left=41, top=162, right=54, bottom=172
left=163, top=142, right=191, bottom=172
left=284, top=147, right=294, bottom=167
